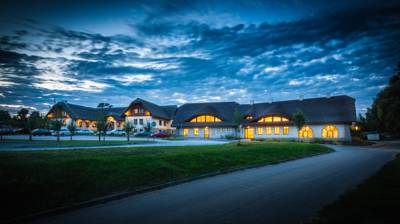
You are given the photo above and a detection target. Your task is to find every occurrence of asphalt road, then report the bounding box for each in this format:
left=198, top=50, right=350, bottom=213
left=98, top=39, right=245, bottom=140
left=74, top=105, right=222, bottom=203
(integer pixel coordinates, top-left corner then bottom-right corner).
left=30, top=145, right=398, bottom=224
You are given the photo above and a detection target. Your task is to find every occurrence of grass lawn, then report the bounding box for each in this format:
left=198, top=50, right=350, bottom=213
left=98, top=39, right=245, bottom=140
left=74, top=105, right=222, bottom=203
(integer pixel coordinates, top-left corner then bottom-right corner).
left=0, top=141, right=332, bottom=221
left=0, top=139, right=149, bottom=148
left=315, top=154, right=400, bottom=224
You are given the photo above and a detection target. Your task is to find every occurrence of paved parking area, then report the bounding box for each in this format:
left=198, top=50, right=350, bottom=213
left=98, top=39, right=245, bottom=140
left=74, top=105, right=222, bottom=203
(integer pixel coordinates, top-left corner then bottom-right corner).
left=0, top=135, right=230, bottom=151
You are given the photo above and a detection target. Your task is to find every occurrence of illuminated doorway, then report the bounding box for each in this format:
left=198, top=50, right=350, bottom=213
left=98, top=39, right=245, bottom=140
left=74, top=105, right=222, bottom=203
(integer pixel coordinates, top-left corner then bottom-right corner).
left=204, top=127, right=209, bottom=138
left=244, top=127, right=254, bottom=139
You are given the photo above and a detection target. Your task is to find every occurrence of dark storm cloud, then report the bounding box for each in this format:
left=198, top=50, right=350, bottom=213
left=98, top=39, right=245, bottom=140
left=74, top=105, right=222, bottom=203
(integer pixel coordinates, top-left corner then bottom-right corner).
left=0, top=2, right=399, bottom=114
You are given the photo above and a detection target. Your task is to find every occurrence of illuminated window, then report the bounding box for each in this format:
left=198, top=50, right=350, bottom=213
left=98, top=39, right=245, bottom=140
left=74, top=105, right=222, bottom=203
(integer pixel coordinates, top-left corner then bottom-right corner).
left=194, top=128, right=199, bottom=136
left=245, top=115, right=253, bottom=120
left=266, top=127, right=271, bottom=135
left=273, top=116, right=281, bottom=122
left=257, top=127, right=263, bottom=135
left=283, top=126, right=289, bottom=135
left=76, top=119, right=83, bottom=127
left=190, top=115, right=222, bottom=123
left=274, top=127, right=280, bottom=135
left=321, top=125, right=339, bottom=138
left=183, top=128, right=189, bottom=136
left=144, top=111, right=151, bottom=116
left=299, top=126, right=313, bottom=138
left=107, top=116, right=115, bottom=123
left=258, top=116, right=289, bottom=123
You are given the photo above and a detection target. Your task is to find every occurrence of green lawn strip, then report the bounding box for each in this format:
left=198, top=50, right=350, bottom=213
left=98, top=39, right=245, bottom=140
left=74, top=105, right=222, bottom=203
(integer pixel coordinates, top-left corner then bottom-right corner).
left=0, top=142, right=332, bottom=221
left=315, top=154, right=400, bottom=224
left=0, top=139, right=149, bottom=148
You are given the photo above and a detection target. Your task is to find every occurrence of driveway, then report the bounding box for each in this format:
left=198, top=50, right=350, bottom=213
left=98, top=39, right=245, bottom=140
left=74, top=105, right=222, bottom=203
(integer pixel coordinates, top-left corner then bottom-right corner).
left=29, top=145, right=399, bottom=224
left=0, top=135, right=229, bottom=151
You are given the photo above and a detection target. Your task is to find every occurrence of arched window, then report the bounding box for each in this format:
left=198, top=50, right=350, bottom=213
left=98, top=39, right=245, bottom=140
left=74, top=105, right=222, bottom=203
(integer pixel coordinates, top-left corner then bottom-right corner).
left=321, top=125, right=339, bottom=138
left=189, top=115, right=222, bottom=123
left=257, top=116, right=289, bottom=122
left=299, top=126, right=313, bottom=138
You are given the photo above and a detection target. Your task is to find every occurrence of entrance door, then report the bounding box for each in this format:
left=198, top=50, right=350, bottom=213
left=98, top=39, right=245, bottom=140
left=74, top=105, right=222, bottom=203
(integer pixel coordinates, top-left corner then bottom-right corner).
left=244, top=127, right=254, bottom=139
left=204, top=127, right=209, bottom=138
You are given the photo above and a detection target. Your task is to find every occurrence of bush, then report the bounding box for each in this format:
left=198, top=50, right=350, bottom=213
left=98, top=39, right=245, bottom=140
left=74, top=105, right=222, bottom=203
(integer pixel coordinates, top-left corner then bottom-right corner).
left=224, top=135, right=240, bottom=140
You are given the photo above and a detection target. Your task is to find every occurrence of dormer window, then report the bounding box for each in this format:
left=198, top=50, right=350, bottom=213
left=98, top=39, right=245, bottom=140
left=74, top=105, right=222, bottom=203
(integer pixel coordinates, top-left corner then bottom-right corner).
left=189, top=115, right=222, bottom=123
left=244, top=115, right=253, bottom=120
left=257, top=116, right=289, bottom=122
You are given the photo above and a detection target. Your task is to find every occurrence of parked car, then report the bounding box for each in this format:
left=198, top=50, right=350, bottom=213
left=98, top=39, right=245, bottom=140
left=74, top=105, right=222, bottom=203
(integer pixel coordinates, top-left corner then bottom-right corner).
left=52, top=127, right=71, bottom=136
left=134, top=132, right=152, bottom=137
left=106, top=130, right=126, bottom=136
left=76, top=129, right=94, bottom=135
left=12, top=128, right=25, bottom=134
left=32, top=129, right=52, bottom=136
left=151, top=132, right=171, bottom=138
left=0, top=128, right=14, bottom=135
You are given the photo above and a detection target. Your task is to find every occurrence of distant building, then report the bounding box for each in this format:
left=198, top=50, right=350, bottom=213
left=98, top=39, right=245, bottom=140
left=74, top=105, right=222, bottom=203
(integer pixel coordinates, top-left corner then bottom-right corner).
left=47, top=95, right=356, bottom=141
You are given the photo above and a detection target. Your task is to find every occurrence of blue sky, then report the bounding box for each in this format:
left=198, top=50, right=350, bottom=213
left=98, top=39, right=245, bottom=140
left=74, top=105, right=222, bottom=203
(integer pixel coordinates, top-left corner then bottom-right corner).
left=0, top=0, right=399, bottom=114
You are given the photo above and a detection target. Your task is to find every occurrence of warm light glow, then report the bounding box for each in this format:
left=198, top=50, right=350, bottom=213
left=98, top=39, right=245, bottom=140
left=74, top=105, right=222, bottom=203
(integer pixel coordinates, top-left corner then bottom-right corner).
left=107, top=116, right=115, bottom=123
left=245, top=115, right=253, bottom=120
left=144, top=111, right=151, bottom=116
left=194, top=128, right=199, bottom=136
left=274, top=127, right=280, bottom=134
left=266, top=127, right=271, bottom=135
left=299, top=126, right=313, bottom=138
left=257, top=127, right=263, bottom=135
left=258, top=116, right=289, bottom=122
left=204, top=127, right=209, bottom=138
left=283, top=126, right=289, bottom=135
left=322, top=125, right=339, bottom=138
left=183, top=128, right=189, bottom=136
left=190, top=115, right=222, bottom=123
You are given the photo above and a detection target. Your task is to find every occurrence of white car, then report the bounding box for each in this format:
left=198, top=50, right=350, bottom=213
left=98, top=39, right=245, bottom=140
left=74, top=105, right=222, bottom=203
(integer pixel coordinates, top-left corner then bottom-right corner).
left=76, top=129, right=94, bottom=135
left=51, top=127, right=71, bottom=136
left=106, top=130, right=126, bottom=136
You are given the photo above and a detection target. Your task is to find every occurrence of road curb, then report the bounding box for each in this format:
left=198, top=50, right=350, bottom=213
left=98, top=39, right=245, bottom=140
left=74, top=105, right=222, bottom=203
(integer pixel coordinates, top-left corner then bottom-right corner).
left=4, top=149, right=333, bottom=224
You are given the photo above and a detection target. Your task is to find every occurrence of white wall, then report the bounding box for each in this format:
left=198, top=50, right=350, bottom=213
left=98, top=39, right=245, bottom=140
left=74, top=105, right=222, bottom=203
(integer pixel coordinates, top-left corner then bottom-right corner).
left=177, top=124, right=352, bottom=141
left=178, top=127, right=236, bottom=138
left=125, top=116, right=175, bottom=133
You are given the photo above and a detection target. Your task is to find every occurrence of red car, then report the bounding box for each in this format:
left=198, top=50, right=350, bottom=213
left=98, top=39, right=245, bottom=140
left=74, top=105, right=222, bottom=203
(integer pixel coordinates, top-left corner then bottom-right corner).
left=151, top=133, right=171, bottom=138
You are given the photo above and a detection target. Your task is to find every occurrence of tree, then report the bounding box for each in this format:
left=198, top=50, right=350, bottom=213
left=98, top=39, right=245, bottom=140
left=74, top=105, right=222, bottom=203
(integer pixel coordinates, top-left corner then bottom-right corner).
left=123, top=121, right=134, bottom=142
left=16, top=108, right=29, bottom=131
left=233, top=107, right=243, bottom=146
left=0, top=110, right=11, bottom=141
left=292, top=110, right=306, bottom=141
left=144, top=122, right=152, bottom=132
left=67, top=121, right=77, bottom=141
left=363, top=62, right=400, bottom=136
left=50, top=107, right=63, bottom=142
left=27, top=111, right=42, bottom=141
left=96, top=103, right=112, bottom=142
left=0, top=110, right=11, bottom=127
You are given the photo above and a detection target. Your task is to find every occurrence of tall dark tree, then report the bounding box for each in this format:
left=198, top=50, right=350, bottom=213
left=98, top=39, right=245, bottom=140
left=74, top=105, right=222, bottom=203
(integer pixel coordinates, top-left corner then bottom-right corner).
left=27, top=111, right=42, bottom=141
left=96, top=103, right=112, bottom=142
left=49, top=107, right=63, bottom=142
left=233, top=107, right=243, bottom=146
left=0, top=110, right=11, bottom=140
left=15, top=108, right=29, bottom=130
left=292, top=110, right=306, bottom=141
left=0, top=110, right=11, bottom=127
left=364, top=62, right=400, bottom=136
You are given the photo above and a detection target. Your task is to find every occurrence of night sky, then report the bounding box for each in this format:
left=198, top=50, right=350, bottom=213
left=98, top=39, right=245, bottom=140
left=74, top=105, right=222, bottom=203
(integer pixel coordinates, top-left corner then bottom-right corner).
left=0, top=0, right=399, bottom=114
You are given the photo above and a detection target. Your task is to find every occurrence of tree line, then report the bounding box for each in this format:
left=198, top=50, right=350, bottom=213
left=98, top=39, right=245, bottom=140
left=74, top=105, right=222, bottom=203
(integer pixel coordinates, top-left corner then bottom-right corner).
left=359, top=62, right=400, bottom=137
